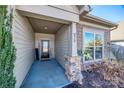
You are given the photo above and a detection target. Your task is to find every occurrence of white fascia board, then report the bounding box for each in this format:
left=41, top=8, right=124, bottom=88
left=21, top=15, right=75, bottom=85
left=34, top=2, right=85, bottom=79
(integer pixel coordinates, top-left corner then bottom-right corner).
left=15, top=5, right=79, bottom=23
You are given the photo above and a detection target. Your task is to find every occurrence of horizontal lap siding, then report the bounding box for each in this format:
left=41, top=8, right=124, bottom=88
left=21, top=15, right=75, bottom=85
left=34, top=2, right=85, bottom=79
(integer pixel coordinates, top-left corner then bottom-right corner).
left=55, top=25, right=69, bottom=69
left=12, top=11, right=35, bottom=88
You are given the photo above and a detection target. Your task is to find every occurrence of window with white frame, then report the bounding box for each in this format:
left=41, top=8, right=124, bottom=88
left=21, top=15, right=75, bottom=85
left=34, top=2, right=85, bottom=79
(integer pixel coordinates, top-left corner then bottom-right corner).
left=83, top=31, right=104, bottom=62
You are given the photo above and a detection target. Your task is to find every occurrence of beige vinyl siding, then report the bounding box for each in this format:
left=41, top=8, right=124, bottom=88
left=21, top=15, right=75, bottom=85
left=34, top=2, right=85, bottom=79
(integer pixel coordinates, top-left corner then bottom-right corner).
left=50, top=5, right=79, bottom=14
left=12, top=10, right=35, bottom=88
left=111, top=20, right=124, bottom=41
left=55, top=25, right=70, bottom=69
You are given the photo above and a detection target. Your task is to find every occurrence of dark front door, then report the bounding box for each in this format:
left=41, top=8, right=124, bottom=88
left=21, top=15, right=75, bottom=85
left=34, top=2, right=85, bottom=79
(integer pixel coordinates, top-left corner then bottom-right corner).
left=41, top=40, right=50, bottom=59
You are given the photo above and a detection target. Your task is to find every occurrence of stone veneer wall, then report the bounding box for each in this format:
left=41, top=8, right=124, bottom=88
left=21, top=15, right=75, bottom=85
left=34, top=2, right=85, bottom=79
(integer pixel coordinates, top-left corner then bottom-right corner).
left=65, top=56, right=83, bottom=84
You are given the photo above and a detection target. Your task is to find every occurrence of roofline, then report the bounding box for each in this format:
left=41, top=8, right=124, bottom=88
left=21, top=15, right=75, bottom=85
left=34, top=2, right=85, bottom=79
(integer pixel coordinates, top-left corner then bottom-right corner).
left=80, top=14, right=118, bottom=29
left=87, top=14, right=118, bottom=26
left=111, top=40, right=124, bottom=42
left=49, top=5, right=92, bottom=15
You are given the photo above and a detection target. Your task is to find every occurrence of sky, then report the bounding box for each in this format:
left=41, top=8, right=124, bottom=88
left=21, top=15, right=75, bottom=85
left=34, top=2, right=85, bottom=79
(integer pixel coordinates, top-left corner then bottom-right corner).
left=85, top=32, right=94, bottom=46
left=85, top=32, right=103, bottom=46
left=90, top=5, right=124, bottom=23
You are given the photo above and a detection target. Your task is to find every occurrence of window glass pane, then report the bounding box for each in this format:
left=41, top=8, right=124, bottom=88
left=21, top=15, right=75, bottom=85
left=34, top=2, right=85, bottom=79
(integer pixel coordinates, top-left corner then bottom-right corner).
left=84, top=32, right=94, bottom=47
left=95, top=34, right=104, bottom=46
left=84, top=47, right=94, bottom=61
left=95, top=47, right=102, bottom=59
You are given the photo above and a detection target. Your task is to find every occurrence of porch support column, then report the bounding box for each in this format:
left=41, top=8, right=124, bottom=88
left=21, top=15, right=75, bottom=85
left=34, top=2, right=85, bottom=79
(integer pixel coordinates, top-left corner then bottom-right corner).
left=71, top=22, right=78, bottom=56
left=65, top=22, right=83, bottom=84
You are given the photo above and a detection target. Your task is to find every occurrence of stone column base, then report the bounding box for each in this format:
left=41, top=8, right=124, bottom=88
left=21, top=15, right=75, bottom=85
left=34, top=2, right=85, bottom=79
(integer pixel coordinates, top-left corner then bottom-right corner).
left=65, top=56, right=83, bottom=84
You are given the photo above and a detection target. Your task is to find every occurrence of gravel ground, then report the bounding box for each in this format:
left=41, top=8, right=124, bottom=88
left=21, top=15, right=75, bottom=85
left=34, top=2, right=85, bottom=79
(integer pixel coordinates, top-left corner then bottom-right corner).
left=63, top=70, right=123, bottom=88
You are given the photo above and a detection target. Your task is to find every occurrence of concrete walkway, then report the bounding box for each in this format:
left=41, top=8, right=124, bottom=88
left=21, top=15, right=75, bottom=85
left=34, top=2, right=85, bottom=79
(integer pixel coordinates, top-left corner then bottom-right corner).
left=21, top=59, right=70, bottom=88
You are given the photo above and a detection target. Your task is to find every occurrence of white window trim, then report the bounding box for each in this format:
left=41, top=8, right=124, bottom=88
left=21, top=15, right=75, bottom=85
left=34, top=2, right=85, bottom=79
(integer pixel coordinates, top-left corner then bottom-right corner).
left=83, top=31, right=104, bottom=63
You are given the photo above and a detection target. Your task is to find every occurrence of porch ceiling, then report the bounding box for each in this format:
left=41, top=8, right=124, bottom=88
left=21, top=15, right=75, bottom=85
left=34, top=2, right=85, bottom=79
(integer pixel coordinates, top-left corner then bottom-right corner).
left=28, top=17, right=64, bottom=34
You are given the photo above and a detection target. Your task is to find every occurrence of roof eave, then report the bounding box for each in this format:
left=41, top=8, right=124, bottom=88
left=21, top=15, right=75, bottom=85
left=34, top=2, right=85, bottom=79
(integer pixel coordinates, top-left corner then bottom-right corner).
left=80, top=14, right=118, bottom=29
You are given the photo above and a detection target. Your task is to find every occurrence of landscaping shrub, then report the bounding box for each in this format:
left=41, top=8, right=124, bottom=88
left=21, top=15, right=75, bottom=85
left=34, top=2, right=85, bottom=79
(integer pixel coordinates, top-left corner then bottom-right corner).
left=88, top=61, right=124, bottom=87
left=0, top=6, right=16, bottom=87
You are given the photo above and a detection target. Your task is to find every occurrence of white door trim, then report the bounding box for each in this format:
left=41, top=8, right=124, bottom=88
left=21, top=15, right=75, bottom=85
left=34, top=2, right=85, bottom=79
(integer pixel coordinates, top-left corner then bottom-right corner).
left=38, top=37, right=55, bottom=60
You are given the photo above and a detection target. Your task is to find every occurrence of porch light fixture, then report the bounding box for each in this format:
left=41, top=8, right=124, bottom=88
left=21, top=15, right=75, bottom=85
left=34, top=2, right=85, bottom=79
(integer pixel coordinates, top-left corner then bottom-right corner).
left=44, top=26, right=48, bottom=30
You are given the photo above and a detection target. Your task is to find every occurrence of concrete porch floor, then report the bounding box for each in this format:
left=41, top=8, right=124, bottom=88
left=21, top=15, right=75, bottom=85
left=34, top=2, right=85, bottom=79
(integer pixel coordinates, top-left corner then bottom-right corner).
left=21, top=59, right=70, bottom=88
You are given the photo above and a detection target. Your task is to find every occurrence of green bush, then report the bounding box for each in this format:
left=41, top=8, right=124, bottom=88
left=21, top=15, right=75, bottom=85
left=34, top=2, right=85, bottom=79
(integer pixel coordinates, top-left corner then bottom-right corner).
left=0, top=5, right=16, bottom=88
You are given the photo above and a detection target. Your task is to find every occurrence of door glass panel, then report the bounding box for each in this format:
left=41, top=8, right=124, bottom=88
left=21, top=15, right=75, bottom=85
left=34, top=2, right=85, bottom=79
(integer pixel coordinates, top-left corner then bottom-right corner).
left=43, top=41, right=48, bottom=52
left=41, top=40, right=49, bottom=59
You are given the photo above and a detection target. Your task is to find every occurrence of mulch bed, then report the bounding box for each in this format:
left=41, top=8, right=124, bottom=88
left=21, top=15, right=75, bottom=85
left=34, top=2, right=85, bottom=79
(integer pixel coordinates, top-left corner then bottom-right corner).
left=63, top=70, right=124, bottom=88
left=64, top=61, right=124, bottom=88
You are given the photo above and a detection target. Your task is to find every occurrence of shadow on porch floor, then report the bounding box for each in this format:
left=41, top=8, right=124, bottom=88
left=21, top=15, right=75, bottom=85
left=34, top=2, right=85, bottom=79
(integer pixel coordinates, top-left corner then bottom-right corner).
left=21, top=59, right=70, bottom=88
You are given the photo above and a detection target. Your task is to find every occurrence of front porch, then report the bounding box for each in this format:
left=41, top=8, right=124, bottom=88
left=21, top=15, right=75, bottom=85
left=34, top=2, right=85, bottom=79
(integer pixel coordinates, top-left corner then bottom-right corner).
left=21, top=59, right=70, bottom=88
left=13, top=7, right=79, bottom=87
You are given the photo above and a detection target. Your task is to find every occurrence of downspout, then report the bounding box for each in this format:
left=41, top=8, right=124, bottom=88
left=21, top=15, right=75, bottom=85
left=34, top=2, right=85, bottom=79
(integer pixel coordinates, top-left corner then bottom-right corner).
left=109, top=25, right=118, bottom=61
